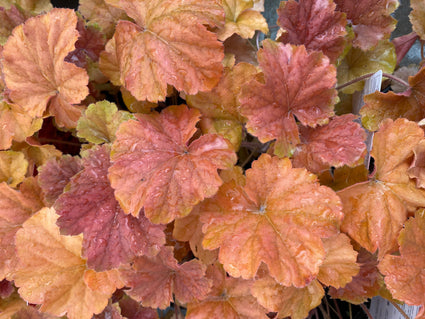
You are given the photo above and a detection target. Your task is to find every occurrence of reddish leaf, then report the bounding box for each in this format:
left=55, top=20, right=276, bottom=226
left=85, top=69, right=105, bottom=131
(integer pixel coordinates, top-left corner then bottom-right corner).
left=277, top=0, right=347, bottom=63
left=1, top=8, right=89, bottom=128
left=0, top=279, right=14, bottom=298
left=392, top=32, right=419, bottom=66
left=201, top=154, right=343, bottom=287
left=109, top=104, right=236, bottom=224
left=186, top=263, right=268, bottom=319
left=239, top=40, right=337, bottom=157
left=334, top=0, right=398, bottom=50
left=92, top=304, right=123, bottom=319
left=329, top=249, right=383, bottom=304
left=120, top=246, right=211, bottom=309
left=361, top=67, right=425, bottom=131
left=379, top=210, right=425, bottom=315
left=101, top=0, right=224, bottom=102
left=0, top=5, right=26, bottom=45
left=119, top=295, right=159, bottom=319
left=37, top=155, right=83, bottom=206
left=292, top=114, right=366, bottom=174
left=0, top=177, right=44, bottom=280
left=55, top=145, right=165, bottom=271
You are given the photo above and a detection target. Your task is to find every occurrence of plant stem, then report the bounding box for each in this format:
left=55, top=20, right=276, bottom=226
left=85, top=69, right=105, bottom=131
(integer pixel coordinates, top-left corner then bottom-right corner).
left=336, top=72, right=409, bottom=91
left=360, top=303, right=374, bottom=319
left=319, top=304, right=331, bottom=319
left=333, top=298, right=343, bottom=319
left=421, top=40, right=424, bottom=61
left=389, top=300, right=410, bottom=319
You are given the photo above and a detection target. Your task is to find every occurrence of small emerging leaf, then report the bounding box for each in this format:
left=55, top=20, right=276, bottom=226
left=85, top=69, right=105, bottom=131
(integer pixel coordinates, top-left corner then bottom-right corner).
left=77, top=100, right=133, bottom=144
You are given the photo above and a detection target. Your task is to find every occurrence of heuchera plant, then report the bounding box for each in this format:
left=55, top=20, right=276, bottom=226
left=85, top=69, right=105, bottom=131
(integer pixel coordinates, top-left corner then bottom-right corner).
left=1, top=0, right=425, bottom=318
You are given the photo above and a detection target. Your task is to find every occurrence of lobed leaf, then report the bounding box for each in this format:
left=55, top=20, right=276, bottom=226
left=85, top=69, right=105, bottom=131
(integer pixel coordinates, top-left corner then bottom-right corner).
left=334, top=0, right=398, bottom=50
left=217, top=0, right=268, bottom=41
left=201, top=154, right=343, bottom=287
left=1, top=8, right=89, bottom=128
left=361, top=67, right=425, bottom=131
left=76, top=100, right=133, bottom=144
left=0, top=150, right=28, bottom=188
left=292, top=114, right=366, bottom=174
left=186, top=263, right=268, bottom=319
left=109, top=104, right=237, bottom=224
left=240, top=40, right=337, bottom=157
left=379, top=210, right=425, bottom=317
left=277, top=0, right=347, bottom=64
left=101, top=0, right=224, bottom=102
left=55, top=145, right=165, bottom=271
left=410, top=0, right=425, bottom=40
left=13, top=207, right=115, bottom=319
left=120, top=246, right=211, bottom=309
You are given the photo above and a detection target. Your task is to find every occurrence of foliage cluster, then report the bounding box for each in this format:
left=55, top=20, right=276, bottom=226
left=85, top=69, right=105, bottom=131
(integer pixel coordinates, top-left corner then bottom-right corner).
left=0, top=0, right=425, bottom=318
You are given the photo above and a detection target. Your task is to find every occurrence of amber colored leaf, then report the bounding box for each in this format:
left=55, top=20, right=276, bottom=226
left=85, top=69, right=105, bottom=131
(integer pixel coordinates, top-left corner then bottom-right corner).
left=338, top=119, right=425, bottom=258
left=2, top=8, right=89, bottom=128
left=77, top=101, right=133, bottom=144
left=98, top=31, right=126, bottom=87
left=334, top=0, right=398, bottom=50
left=0, top=101, right=42, bottom=151
left=120, top=246, right=210, bottom=309
left=379, top=210, right=425, bottom=314
left=329, top=249, right=384, bottom=304
left=13, top=207, right=114, bottom=319
left=119, top=295, right=159, bottom=319
left=292, top=114, right=366, bottom=174
left=37, top=155, right=83, bottom=206
left=0, top=5, right=26, bottom=45
left=109, top=104, right=236, bottom=223
left=186, top=263, right=268, bottom=319
left=277, top=0, right=347, bottom=64
left=410, top=0, right=425, bottom=41
left=0, top=151, right=28, bottom=188
left=0, top=291, right=27, bottom=318
left=83, top=269, right=124, bottom=296
left=0, top=177, right=44, bottom=280
left=337, top=40, right=396, bottom=94
left=240, top=40, right=337, bottom=157
left=252, top=275, right=324, bottom=319
left=55, top=145, right=165, bottom=271
left=318, top=233, right=359, bottom=288
left=78, top=0, right=127, bottom=38
left=319, top=165, right=369, bottom=192
left=217, top=0, right=268, bottom=41
left=173, top=205, right=218, bottom=265
left=361, top=67, right=425, bottom=131
left=11, top=138, right=62, bottom=169
left=12, top=306, right=60, bottom=319
left=101, top=0, right=224, bottom=102
left=201, top=154, right=342, bottom=287
left=408, top=140, right=425, bottom=188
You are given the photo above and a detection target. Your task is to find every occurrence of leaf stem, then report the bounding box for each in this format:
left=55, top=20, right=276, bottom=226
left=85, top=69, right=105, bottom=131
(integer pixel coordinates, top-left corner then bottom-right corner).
left=319, top=304, right=331, bottom=319
left=360, top=303, right=374, bottom=319
left=336, top=72, right=409, bottom=91
left=389, top=300, right=410, bottom=319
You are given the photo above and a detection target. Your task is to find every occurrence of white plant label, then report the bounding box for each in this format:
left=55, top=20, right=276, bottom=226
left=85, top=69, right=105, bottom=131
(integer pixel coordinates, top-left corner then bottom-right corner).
left=370, top=296, right=420, bottom=319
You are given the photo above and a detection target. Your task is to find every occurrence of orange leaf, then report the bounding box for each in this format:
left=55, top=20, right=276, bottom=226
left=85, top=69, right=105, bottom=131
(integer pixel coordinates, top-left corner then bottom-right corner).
left=186, top=263, right=268, bottom=319
left=408, top=140, right=425, bottom=188
left=334, top=0, right=398, bottom=50
left=201, top=154, right=343, bottom=287
left=318, top=233, right=359, bottom=288
left=12, top=207, right=114, bottom=319
left=410, top=0, right=425, bottom=40
left=361, top=67, right=425, bottom=131
left=329, top=249, right=383, bottom=304
left=0, top=177, right=44, bottom=280
left=240, top=40, right=337, bottom=157
left=120, top=246, right=211, bottom=309
left=1, top=8, right=89, bottom=128
left=339, top=119, right=425, bottom=258
left=109, top=104, right=236, bottom=223
left=379, top=210, right=425, bottom=315
left=101, top=0, right=224, bottom=102
left=252, top=275, right=324, bottom=319
left=277, top=0, right=347, bottom=63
